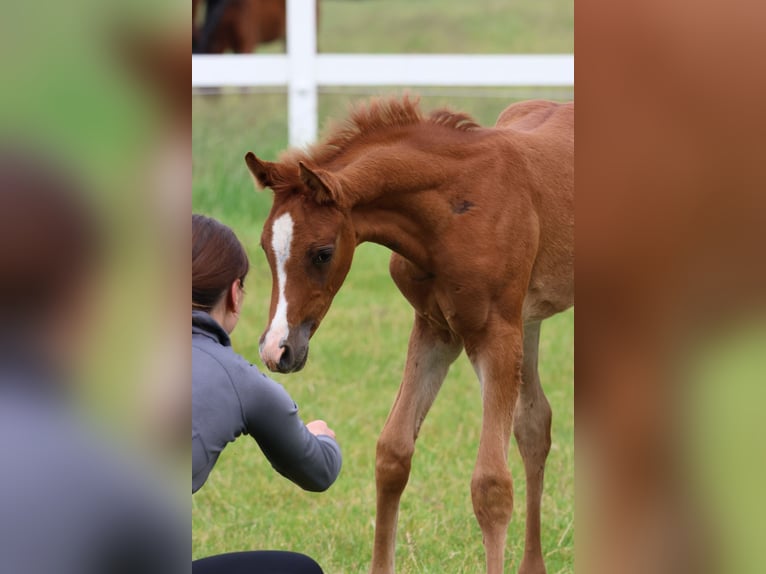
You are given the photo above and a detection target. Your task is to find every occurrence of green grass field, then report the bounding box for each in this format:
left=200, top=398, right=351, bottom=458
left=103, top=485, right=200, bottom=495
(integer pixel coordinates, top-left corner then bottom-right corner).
left=193, top=1, right=573, bottom=572
left=253, top=0, right=572, bottom=54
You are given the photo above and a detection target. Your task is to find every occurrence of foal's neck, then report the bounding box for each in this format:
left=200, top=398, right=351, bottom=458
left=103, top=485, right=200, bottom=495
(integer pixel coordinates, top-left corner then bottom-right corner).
left=343, top=131, right=492, bottom=271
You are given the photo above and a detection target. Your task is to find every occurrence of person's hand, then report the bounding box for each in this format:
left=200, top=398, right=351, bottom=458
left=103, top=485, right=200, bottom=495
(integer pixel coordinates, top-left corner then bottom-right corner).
left=306, top=420, right=336, bottom=441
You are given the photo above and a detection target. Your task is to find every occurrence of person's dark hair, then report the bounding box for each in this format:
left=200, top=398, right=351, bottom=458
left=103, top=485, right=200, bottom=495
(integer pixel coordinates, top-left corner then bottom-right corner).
left=192, top=214, right=249, bottom=312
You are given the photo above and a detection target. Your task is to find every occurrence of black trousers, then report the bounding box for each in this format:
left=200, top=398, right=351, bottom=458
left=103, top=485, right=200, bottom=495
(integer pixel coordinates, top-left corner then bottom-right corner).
left=192, top=551, right=324, bottom=574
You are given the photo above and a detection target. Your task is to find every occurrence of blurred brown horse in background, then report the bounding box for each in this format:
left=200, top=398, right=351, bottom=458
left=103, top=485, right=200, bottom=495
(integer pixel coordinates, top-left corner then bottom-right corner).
left=192, top=0, right=319, bottom=54
left=246, top=97, right=573, bottom=574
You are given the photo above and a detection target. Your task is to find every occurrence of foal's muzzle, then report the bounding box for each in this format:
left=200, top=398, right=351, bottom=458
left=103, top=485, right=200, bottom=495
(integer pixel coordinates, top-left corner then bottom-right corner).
left=260, top=322, right=311, bottom=374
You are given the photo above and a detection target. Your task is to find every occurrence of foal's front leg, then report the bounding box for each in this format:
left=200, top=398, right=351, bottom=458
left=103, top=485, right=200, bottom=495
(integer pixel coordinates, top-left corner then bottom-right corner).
left=466, top=318, right=525, bottom=574
left=370, top=315, right=462, bottom=574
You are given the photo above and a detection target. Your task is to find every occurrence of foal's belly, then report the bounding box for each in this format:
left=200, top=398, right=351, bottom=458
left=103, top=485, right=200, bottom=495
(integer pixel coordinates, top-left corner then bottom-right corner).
left=522, top=280, right=574, bottom=322
left=391, top=252, right=573, bottom=335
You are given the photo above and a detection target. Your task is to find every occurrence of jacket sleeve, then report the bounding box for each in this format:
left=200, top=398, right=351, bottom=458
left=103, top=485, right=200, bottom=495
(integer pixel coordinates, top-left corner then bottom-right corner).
left=235, top=366, right=342, bottom=492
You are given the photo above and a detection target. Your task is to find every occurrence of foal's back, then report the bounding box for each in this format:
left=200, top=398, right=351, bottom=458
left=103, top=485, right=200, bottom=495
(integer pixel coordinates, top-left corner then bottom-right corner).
left=495, top=100, right=573, bottom=134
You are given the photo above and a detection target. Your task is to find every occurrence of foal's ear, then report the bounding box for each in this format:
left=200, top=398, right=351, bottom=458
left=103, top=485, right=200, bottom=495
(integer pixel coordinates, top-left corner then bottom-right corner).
left=245, top=152, right=278, bottom=189
left=298, top=162, right=344, bottom=207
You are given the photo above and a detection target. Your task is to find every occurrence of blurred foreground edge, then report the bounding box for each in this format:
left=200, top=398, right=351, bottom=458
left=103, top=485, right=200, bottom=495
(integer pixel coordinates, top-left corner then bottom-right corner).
left=0, top=7, right=190, bottom=573
left=0, top=145, right=187, bottom=573
left=577, top=0, right=766, bottom=573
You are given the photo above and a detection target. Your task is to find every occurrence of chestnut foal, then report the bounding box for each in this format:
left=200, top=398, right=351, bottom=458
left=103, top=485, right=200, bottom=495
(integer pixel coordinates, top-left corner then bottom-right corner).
left=245, top=97, right=573, bottom=574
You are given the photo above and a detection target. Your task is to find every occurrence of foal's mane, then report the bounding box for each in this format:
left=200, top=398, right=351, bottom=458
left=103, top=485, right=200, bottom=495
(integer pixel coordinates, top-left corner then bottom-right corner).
left=279, top=96, right=481, bottom=170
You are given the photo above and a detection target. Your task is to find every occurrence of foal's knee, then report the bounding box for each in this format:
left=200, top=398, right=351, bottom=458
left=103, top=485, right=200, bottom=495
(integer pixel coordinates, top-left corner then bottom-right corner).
left=471, top=468, right=514, bottom=530
left=375, top=436, right=414, bottom=495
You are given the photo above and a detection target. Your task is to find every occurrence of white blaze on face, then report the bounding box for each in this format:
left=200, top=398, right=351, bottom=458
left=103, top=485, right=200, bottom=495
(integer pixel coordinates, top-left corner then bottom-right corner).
left=260, top=212, right=294, bottom=367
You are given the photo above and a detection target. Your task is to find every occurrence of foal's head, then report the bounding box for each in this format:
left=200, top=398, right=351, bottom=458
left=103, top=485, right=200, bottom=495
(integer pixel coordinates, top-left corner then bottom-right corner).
left=245, top=152, right=355, bottom=373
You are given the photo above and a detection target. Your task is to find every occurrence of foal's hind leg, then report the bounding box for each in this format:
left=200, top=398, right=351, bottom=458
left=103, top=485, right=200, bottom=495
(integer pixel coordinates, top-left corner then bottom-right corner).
left=513, top=321, right=552, bottom=574
left=370, top=315, right=462, bottom=574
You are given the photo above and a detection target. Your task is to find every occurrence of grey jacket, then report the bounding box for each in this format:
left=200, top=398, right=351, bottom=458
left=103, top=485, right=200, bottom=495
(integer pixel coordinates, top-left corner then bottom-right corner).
left=192, top=311, right=341, bottom=494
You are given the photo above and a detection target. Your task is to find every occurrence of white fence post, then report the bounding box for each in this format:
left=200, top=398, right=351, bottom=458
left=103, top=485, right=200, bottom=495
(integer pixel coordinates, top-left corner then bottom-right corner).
left=287, top=0, right=317, bottom=148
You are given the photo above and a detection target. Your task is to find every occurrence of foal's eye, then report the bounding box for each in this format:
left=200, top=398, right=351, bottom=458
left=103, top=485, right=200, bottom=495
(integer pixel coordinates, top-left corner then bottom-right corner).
left=312, top=248, right=334, bottom=266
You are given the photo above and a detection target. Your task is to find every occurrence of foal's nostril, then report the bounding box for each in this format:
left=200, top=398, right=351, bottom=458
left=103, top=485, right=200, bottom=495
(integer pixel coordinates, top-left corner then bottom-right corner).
left=277, top=343, right=293, bottom=371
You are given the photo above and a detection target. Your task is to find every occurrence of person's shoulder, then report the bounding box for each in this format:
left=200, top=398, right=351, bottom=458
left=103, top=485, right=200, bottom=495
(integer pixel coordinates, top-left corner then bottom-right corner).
left=193, top=339, right=278, bottom=400
left=225, top=350, right=285, bottom=398
left=193, top=332, right=252, bottom=379
left=192, top=337, right=230, bottom=383
left=221, top=354, right=298, bottom=421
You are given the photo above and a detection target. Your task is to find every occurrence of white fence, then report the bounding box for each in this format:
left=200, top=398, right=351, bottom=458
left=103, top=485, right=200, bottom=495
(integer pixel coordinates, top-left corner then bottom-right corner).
left=191, top=0, right=574, bottom=147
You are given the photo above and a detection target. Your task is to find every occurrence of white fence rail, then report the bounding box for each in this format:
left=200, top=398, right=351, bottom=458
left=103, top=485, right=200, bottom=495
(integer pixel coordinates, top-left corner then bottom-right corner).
left=191, top=0, right=574, bottom=147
